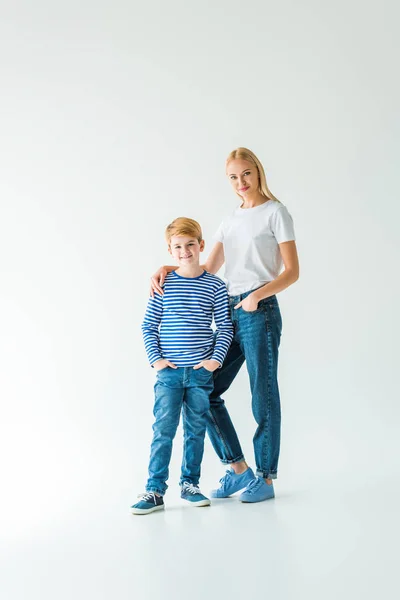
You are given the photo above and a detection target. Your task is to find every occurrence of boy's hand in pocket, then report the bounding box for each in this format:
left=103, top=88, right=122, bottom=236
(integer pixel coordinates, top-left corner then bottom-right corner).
left=153, top=359, right=177, bottom=371
left=193, top=359, right=220, bottom=373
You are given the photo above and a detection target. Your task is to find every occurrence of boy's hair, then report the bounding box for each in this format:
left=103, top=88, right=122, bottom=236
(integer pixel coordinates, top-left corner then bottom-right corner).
left=165, top=217, right=203, bottom=245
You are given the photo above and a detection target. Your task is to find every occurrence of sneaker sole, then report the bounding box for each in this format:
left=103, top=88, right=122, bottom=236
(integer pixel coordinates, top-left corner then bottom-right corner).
left=240, top=495, right=275, bottom=503
left=131, top=504, right=165, bottom=515
left=183, top=499, right=211, bottom=507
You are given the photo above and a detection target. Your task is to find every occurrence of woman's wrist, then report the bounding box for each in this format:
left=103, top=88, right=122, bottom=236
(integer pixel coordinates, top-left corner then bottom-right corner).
left=251, top=289, right=264, bottom=303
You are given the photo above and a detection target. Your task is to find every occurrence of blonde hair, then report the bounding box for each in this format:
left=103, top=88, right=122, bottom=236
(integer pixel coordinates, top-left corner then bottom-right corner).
left=165, top=217, right=203, bottom=245
left=226, top=147, right=280, bottom=202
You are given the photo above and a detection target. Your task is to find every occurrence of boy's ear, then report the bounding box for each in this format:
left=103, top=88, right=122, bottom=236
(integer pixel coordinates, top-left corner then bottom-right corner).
left=167, top=244, right=172, bottom=255
left=200, top=240, right=205, bottom=252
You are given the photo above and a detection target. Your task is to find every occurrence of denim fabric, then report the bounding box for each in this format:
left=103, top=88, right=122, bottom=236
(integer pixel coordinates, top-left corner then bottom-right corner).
left=206, top=291, right=282, bottom=479
left=146, top=366, right=214, bottom=495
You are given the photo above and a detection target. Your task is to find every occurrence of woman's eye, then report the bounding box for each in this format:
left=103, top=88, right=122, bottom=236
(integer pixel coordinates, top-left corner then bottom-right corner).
left=244, top=172, right=250, bottom=176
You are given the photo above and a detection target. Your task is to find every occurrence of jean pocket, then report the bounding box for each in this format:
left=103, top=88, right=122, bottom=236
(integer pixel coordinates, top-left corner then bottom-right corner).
left=195, top=367, right=214, bottom=381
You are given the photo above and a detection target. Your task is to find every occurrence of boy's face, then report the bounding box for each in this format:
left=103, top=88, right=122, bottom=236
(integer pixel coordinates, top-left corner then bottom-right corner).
left=168, top=235, right=204, bottom=266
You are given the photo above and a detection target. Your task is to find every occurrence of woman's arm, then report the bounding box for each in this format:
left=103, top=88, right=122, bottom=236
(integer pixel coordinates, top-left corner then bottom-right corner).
left=202, top=242, right=225, bottom=275
left=234, top=241, right=299, bottom=310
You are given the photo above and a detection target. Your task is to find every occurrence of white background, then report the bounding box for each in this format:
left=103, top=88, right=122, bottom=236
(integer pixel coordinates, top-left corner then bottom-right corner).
left=1, top=1, right=399, bottom=599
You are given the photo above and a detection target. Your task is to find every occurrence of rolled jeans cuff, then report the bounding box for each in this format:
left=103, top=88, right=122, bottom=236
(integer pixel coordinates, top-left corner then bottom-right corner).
left=145, top=486, right=166, bottom=496
left=256, top=469, right=277, bottom=480
left=220, top=454, right=245, bottom=465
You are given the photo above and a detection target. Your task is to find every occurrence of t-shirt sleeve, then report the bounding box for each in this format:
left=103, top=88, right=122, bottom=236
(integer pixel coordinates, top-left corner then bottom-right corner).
left=213, top=221, right=224, bottom=243
left=270, top=205, right=296, bottom=244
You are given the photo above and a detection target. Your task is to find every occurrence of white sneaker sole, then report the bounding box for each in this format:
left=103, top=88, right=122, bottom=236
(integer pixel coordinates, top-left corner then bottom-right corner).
left=131, top=504, right=165, bottom=515
left=184, top=499, right=211, bottom=507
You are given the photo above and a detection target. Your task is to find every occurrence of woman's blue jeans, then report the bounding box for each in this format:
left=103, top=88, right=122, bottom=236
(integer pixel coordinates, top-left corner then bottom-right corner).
left=206, top=291, right=282, bottom=480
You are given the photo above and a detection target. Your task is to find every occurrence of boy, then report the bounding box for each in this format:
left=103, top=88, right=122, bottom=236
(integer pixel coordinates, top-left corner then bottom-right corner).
left=131, top=217, right=233, bottom=515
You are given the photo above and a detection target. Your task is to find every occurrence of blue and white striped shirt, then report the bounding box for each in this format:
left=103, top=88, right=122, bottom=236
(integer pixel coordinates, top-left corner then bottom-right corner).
left=142, top=271, right=233, bottom=367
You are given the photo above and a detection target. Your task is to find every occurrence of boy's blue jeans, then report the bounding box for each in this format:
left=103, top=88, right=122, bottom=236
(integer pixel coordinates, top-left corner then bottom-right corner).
left=206, top=292, right=282, bottom=480
left=146, top=366, right=214, bottom=495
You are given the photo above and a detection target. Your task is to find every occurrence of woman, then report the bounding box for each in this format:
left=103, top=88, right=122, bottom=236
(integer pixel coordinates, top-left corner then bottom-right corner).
left=151, top=147, right=299, bottom=503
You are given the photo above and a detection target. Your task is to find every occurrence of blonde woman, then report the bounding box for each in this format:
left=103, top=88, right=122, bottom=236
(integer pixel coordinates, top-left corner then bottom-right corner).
left=151, top=148, right=299, bottom=503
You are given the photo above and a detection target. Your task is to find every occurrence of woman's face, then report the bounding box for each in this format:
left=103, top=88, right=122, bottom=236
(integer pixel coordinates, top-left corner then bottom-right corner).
left=226, top=159, right=259, bottom=197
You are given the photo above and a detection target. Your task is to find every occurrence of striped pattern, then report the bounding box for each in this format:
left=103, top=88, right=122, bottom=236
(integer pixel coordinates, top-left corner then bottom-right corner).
left=142, top=271, right=233, bottom=367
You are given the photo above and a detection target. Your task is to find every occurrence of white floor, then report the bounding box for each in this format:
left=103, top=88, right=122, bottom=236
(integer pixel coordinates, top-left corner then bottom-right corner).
left=3, top=469, right=399, bottom=600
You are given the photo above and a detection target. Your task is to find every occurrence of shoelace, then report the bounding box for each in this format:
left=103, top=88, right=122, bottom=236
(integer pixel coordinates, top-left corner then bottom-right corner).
left=219, top=469, right=234, bottom=490
left=182, top=483, right=201, bottom=495
left=243, top=477, right=263, bottom=495
left=138, top=492, right=158, bottom=503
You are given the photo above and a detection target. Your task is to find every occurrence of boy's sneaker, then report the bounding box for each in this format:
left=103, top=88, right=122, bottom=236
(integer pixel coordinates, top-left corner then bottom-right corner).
left=210, top=467, right=255, bottom=498
left=239, top=477, right=275, bottom=503
left=131, top=492, right=165, bottom=515
left=180, top=482, right=211, bottom=507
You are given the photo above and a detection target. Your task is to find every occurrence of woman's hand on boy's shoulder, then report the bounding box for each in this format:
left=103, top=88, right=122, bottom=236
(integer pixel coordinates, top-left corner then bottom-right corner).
left=153, top=359, right=177, bottom=371
left=150, top=266, right=168, bottom=298
left=193, top=359, right=220, bottom=373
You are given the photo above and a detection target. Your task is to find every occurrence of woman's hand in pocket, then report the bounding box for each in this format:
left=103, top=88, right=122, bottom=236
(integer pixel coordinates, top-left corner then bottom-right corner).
left=235, top=294, right=259, bottom=312
left=234, top=293, right=259, bottom=312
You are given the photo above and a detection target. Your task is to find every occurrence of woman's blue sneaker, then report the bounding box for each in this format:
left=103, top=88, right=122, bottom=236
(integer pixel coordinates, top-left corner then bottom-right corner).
left=210, top=467, right=255, bottom=498
left=239, top=477, right=275, bottom=503
left=131, top=492, right=165, bottom=515
left=181, top=482, right=211, bottom=507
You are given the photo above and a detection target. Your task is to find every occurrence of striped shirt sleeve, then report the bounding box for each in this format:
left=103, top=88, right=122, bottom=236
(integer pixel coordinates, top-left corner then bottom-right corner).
left=211, top=283, right=234, bottom=366
left=141, top=293, right=163, bottom=366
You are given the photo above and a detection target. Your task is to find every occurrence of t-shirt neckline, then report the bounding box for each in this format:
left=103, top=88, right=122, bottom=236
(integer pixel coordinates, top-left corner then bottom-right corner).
left=235, top=200, right=272, bottom=215
left=172, top=270, right=207, bottom=280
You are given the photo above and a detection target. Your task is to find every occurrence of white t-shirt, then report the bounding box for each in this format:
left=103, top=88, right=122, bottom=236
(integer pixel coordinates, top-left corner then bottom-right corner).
left=214, top=200, right=296, bottom=296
